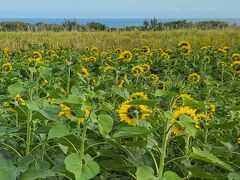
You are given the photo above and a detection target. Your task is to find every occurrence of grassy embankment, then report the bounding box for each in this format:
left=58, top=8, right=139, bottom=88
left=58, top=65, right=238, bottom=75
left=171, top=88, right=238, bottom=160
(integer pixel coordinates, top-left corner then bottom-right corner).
left=0, top=29, right=239, bottom=50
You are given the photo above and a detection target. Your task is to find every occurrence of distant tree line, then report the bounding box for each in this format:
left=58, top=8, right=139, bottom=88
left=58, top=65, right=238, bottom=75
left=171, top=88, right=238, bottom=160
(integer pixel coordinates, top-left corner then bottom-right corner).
left=0, top=18, right=238, bottom=32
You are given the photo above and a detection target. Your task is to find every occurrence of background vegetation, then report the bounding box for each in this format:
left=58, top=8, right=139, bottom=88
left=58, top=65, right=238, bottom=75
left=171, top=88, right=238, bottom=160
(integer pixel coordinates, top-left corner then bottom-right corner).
left=0, top=29, right=240, bottom=51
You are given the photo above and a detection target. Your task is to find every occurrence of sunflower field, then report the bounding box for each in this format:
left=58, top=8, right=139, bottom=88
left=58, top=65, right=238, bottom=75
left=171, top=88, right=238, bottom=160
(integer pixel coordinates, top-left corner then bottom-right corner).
left=0, top=42, right=240, bottom=180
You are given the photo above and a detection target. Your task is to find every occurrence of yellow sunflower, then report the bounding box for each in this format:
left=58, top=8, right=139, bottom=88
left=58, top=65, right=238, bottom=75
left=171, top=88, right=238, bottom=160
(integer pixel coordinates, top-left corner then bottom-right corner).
left=32, top=51, right=42, bottom=62
left=149, top=74, right=159, bottom=83
left=203, top=56, right=211, bottom=64
left=188, top=73, right=201, bottom=84
left=117, top=80, right=125, bottom=88
left=160, top=52, right=170, bottom=60
left=58, top=103, right=72, bottom=119
left=118, top=51, right=133, bottom=62
left=180, top=46, right=191, bottom=56
left=173, top=94, right=193, bottom=109
left=81, top=67, right=90, bottom=77
left=232, top=53, right=240, bottom=61
left=230, top=61, right=240, bottom=74
left=114, top=48, right=123, bottom=54
left=102, top=66, right=115, bottom=73
left=178, top=41, right=191, bottom=48
left=116, top=100, right=151, bottom=126
left=130, top=92, right=148, bottom=100
left=2, top=63, right=13, bottom=72
left=170, top=106, right=199, bottom=136
left=131, top=65, right=144, bottom=77
left=141, top=64, right=151, bottom=73
left=141, top=46, right=151, bottom=54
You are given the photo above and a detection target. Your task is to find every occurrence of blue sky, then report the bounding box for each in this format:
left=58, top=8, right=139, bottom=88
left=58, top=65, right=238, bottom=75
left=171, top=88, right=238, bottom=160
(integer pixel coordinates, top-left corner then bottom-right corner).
left=0, top=0, right=239, bottom=18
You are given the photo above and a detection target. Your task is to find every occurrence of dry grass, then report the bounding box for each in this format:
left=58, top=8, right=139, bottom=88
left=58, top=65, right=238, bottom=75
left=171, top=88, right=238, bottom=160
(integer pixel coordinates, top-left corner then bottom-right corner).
left=0, top=29, right=239, bottom=51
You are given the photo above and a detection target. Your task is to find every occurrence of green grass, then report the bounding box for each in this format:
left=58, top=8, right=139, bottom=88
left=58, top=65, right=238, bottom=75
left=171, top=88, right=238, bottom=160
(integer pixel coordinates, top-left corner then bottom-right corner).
left=0, top=29, right=239, bottom=50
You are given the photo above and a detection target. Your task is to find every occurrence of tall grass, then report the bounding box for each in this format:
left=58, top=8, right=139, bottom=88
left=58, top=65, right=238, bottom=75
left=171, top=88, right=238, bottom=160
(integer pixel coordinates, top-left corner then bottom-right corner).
left=0, top=29, right=239, bottom=50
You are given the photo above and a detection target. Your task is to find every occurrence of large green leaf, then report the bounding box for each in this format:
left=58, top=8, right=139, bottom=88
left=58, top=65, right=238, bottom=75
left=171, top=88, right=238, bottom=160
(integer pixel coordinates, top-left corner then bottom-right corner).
left=8, top=82, right=24, bottom=96
left=0, top=156, right=18, bottom=180
left=162, top=171, right=181, bottom=180
left=136, top=166, right=158, bottom=180
left=113, top=127, right=155, bottom=138
left=97, top=114, right=113, bottom=135
left=48, top=124, right=71, bottom=139
left=191, top=147, right=234, bottom=171
left=178, top=115, right=196, bottom=137
left=38, top=66, right=52, bottom=79
left=64, top=153, right=100, bottom=180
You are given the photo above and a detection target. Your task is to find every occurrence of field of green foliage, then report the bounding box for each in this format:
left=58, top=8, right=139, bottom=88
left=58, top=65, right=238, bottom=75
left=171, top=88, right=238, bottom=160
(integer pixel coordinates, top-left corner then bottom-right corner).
left=0, top=33, right=240, bottom=179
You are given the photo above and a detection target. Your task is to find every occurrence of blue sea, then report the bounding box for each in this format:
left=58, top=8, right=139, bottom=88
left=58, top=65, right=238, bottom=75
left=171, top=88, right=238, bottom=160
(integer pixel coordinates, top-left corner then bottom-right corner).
left=0, top=18, right=240, bottom=28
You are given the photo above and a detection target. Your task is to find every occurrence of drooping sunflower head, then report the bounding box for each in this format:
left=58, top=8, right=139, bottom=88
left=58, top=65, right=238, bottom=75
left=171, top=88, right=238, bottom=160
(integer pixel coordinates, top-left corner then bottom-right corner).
left=89, top=56, right=97, bottom=63
left=230, top=61, right=240, bottom=74
left=81, top=67, right=90, bottom=77
left=117, top=80, right=125, bottom=89
left=90, top=47, right=99, bottom=55
left=2, top=63, right=13, bottom=72
left=130, top=92, right=148, bottom=100
left=3, top=47, right=10, bottom=55
left=188, top=73, right=201, bottom=84
left=131, top=65, right=144, bottom=77
left=116, top=100, right=151, bottom=126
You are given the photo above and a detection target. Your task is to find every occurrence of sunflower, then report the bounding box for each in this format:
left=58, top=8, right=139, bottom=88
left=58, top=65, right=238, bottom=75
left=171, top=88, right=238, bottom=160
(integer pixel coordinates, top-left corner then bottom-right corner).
left=118, top=51, right=133, bottom=62
left=180, top=46, right=191, bottom=56
left=170, top=106, right=199, bottom=136
left=15, top=94, right=26, bottom=106
left=130, top=92, right=148, bottom=100
left=149, top=74, right=159, bottom=83
left=48, top=98, right=55, bottom=104
left=237, top=138, right=240, bottom=145
left=4, top=101, right=16, bottom=112
left=200, top=46, right=211, bottom=51
left=231, top=53, right=240, bottom=61
left=40, top=79, right=48, bottom=86
left=188, top=73, right=201, bottom=84
left=141, top=64, right=151, bottom=73
left=157, top=81, right=165, bottom=90
left=102, top=66, right=115, bottom=73
left=90, top=47, right=99, bottom=55
left=114, top=48, right=123, bottom=54
left=117, top=80, right=125, bottom=88
left=173, top=94, right=193, bottom=109
left=178, top=41, right=191, bottom=48
left=160, top=52, right=170, bottom=60
left=230, top=61, right=240, bottom=74
left=89, top=56, right=97, bottom=63
left=131, top=65, right=144, bottom=77
left=155, top=48, right=163, bottom=54
left=3, top=47, right=10, bottom=54
left=100, top=51, right=108, bottom=58
left=141, top=46, right=151, bottom=54
left=81, top=67, right=90, bottom=77
left=203, top=56, right=211, bottom=64
left=116, top=100, right=151, bottom=126
left=32, top=51, right=42, bottom=62
left=218, top=48, right=227, bottom=54
left=2, top=63, right=13, bottom=72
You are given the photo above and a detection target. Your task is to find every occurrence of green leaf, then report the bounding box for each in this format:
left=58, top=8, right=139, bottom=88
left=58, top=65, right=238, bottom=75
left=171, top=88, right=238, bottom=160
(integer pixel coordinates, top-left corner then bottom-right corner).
left=26, top=101, right=39, bottom=111
left=178, top=115, right=196, bottom=137
left=8, top=82, right=24, bottom=96
left=183, top=99, right=207, bottom=111
left=64, top=153, right=100, bottom=180
left=164, top=111, right=174, bottom=119
left=136, top=166, right=158, bottom=180
left=55, top=95, right=82, bottom=104
left=113, top=127, right=155, bottom=138
left=97, top=114, right=113, bottom=135
left=20, top=161, right=55, bottom=180
left=129, top=99, right=158, bottom=108
left=38, top=66, right=52, bottom=79
left=191, top=147, right=234, bottom=171
left=227, top=106, right=240, bottom=111
left=228, top=172, right=240, bottom=180
left=163, top=171, right=181, bottom=180
left=39, top=107, right=59, bottom=121
left=100, top=102, right=114, bottom=111
left=0, top=156, right=18, bottom=180
left=208, top=121, right=239, bottom=129
left=48, top=124, right=71, bottom=139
